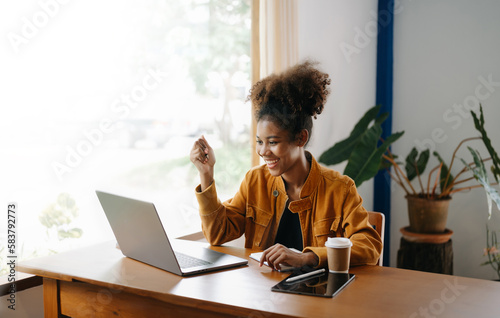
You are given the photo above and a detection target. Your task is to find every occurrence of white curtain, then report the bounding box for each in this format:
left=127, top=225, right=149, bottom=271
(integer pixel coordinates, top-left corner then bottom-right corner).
left=259, top=0, right=298, bottom=76
left=251, top=0, right=299, bottom=166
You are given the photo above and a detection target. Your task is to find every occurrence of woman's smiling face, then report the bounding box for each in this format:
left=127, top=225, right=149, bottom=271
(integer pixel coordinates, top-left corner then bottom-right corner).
left=256, top=119, right=303, bottom=177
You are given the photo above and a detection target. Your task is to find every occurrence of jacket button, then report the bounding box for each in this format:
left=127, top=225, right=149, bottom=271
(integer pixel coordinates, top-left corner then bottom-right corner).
left=273, top=190, right=279, bottom=197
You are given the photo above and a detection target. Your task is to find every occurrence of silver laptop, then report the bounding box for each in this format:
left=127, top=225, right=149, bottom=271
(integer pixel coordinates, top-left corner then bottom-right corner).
left=96, top=190, right=248, bottom=276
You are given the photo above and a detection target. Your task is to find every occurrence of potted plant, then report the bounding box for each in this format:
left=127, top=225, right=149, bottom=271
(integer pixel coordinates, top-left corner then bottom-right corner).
left=461, top=105, right=500, bottom=279
left=460, top=105, right=500, bottom=218
left=383, top=141, right=479, bottom=234
left=320, top=105, right=498, bottom=234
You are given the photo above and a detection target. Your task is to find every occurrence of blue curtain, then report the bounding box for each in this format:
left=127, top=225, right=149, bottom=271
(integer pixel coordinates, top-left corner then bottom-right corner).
left=374, top=0, right=394, bottom=266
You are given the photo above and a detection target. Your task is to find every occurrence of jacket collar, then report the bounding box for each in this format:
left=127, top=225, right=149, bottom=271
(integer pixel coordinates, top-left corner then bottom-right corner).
left=273, top=151, right=321, bottom=212
left=299, top=152, right=321, bottom=199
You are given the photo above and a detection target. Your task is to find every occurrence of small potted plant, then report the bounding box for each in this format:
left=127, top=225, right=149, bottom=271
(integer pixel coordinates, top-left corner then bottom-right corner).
left=382, top=137, right=489, bottom=234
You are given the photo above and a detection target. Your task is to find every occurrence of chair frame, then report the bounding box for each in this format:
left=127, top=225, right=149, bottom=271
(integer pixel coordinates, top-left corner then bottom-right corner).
left=367, top=211, right=385, bottom=266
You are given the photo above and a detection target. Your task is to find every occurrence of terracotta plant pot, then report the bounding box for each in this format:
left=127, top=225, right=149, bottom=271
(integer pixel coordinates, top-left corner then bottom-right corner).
left=406, top=195, right=451, bottom=233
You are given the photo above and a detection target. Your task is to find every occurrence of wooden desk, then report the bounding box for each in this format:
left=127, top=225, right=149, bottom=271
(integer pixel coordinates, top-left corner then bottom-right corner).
left=18, top=240, right=500, bottom=318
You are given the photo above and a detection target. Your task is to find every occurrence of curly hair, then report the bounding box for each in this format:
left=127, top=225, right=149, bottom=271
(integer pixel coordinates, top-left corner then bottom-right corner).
left=248, top=60, right=331, bottom=143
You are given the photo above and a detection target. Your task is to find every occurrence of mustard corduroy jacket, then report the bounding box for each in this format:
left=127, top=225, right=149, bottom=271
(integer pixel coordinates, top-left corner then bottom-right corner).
left=195, top=153, right=382, bottom=268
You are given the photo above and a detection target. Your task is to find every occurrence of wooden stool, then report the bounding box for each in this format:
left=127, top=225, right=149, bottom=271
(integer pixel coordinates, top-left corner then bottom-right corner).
left=397, top=227, right=454, bottom=275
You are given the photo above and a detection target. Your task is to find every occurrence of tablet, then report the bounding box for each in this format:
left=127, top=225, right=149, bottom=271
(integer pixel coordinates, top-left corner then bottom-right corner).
left=271, top=270, right=355, bottom=298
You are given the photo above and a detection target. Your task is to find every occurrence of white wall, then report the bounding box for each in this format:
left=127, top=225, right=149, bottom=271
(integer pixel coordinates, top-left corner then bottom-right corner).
left=298, top=0, right=500, bottom=279
left=297, top=0, right=378, bottom=209
left=392, top=0, right=500, bottom=279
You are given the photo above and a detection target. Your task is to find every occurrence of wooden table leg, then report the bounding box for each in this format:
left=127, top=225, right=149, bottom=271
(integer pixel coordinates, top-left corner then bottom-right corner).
left=44, top=278, right=61, bottom=318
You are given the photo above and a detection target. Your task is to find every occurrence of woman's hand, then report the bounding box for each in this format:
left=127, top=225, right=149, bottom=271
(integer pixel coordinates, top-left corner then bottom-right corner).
left=259, top=244, right=319, bottom=271
left=190, top=135, right=216, bottom=191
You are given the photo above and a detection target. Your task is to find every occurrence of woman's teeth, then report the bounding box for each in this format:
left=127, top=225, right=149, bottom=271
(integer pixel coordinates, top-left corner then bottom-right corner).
left=265, top=159, right=279, bottom=168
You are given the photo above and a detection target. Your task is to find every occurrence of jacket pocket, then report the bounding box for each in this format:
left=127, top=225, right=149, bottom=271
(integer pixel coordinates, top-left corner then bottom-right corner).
left=245, top=206, right=272, bottom=247
left=313, top=217, right=341, bottom=245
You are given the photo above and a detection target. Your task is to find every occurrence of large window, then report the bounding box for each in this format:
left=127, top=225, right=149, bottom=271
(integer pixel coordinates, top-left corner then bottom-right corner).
left=0, top=0, right=251, bottom=276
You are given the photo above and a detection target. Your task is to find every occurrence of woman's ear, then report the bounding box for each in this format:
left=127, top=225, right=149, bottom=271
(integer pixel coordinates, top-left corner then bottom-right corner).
left=296, top=129, right=309, bottom=147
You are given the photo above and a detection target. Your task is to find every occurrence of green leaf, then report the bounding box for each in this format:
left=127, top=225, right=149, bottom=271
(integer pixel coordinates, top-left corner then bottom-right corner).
left=433, top=151, right=454, bottom=194
left=319, top=105, right=382, bottom=165
left=480, top=260, right=494, bottom=266
left=405, top=148, right=418, bottom=181
left=461, top=147, right=500, bottom=218
left=406, top=148, right=430, bottom=182
left=344, top=124, right=404, bottom=187
left=416, top=150, right=430, bottom=177
left=374, top=111, right=389, bottom=126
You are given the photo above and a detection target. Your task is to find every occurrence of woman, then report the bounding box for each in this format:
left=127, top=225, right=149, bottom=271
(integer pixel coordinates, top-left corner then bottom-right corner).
left=190, top=61, right=382, bottom=270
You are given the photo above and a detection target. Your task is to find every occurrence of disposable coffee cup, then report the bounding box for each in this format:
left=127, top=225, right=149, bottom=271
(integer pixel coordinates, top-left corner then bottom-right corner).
left=325, top=237, right=352, bottom=273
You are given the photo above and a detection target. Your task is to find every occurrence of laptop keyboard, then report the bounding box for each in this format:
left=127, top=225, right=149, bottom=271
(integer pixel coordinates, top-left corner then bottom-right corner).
left=175, top=251, right=212, bottom=269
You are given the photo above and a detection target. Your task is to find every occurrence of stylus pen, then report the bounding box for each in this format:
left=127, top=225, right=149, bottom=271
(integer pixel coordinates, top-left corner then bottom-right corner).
left=285, top=268, right=326, bottom=283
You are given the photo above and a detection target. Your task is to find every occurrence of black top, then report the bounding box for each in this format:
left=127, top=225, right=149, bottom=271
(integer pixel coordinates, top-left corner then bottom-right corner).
left=274, top=202, right=303, bottom=251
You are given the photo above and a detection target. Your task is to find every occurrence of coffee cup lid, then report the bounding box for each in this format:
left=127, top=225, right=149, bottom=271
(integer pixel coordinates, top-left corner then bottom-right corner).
left=325, top=237, right=352, bottom=248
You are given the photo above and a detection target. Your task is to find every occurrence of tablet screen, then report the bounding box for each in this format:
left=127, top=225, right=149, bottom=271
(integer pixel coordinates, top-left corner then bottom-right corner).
left=271, top=270, right=355, bottom=298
